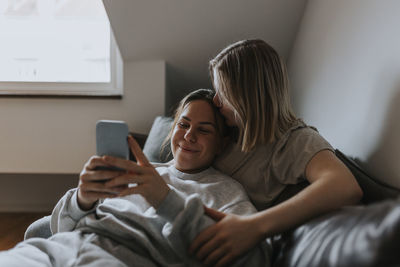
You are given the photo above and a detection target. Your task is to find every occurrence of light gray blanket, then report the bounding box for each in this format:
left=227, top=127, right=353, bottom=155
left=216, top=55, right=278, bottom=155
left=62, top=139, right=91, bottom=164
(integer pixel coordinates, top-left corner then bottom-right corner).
left=0, top=165, right=271, bottom=266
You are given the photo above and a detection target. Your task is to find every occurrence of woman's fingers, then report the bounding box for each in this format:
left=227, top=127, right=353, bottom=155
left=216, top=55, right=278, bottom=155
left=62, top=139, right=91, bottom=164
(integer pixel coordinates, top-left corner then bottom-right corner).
left=203, top=246, right=228, bottom=266
left=215, top=253, right=236, bottom=267
left=118, top=184, right=145, bottom=197
left=128, top=136, right=152, bottom=167
left=204, top=206, right=226, bottom=221
left=189, top=224, right=217, bottom=254
left=80, top=181, right=126, bottom=195
left=190, top=206, right=226, bottom=259
left=81, top=170, right=124, bottom=183
left=104, top=173, right=144, bottom=188
left=195, top=234, right=223, bottom=260
left=102, top=156, right=143, bottom=173
left=85, top=156, right=110, bottom=170
left=91, top=151, right=168, bottom=207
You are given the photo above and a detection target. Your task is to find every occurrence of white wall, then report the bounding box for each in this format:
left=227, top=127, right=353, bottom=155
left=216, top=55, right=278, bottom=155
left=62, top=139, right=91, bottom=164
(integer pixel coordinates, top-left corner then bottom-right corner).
left=0, top=61, right=165, bottom=173
left=103, top=0, right=308, bottom=110
left=288, top=0, right=400, bottom=188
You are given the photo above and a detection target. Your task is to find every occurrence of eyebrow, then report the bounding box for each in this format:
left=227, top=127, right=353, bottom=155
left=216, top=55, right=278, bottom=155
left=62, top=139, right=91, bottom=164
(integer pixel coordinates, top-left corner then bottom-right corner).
left=182, top=116, right=216, bottom=128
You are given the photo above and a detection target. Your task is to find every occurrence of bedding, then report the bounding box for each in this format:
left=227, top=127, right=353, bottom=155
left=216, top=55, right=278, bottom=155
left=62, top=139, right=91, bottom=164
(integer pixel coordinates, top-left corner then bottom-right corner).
left=7, top=164, right=271, bottom=266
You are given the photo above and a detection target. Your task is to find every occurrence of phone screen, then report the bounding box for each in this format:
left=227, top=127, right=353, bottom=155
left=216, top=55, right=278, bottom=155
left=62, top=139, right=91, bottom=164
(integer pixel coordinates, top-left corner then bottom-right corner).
left=96, top=120, right=129, bottom=172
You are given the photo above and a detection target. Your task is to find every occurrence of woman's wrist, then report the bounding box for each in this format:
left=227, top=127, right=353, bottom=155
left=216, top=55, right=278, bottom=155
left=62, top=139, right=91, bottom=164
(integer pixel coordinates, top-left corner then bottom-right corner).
left=250, top=209, right=279, bottom=239
left=77, top=199, right=96, bottom=211
left=78, top=201, right=96, bottom=211
left=248, top=212, right=270, bottom=239
left=77, top=189, right=96, bottom=211
left=153, top=186, right=171, bottom=209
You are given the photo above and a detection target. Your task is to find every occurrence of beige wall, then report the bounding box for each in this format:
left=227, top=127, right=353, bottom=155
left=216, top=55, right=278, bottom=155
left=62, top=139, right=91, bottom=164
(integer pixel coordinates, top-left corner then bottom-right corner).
left=288, top=0, right=400, bottom=188
left=0, top=61, right=165, bottom=173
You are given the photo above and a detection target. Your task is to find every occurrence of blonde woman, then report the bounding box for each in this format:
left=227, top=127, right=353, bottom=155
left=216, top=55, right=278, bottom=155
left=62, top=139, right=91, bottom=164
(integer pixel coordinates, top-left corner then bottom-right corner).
left=189, top=39, right=363, bottom=266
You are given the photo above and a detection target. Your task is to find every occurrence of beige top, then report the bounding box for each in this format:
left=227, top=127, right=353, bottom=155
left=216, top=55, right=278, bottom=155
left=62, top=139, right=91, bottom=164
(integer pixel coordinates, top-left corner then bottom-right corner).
left=213, top=121, right=334, bottom=211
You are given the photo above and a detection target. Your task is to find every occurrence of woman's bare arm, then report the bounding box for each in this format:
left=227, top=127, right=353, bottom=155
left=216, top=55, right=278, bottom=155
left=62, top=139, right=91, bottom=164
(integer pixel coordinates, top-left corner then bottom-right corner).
left=190, top=150, right=363, bottom=266
left=254, top=149, right=363, bottom=236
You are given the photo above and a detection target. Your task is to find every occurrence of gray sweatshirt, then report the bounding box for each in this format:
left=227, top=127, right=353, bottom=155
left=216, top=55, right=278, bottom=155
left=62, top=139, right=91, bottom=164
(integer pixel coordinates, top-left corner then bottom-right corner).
left=51, top=164, right=271, bottom=266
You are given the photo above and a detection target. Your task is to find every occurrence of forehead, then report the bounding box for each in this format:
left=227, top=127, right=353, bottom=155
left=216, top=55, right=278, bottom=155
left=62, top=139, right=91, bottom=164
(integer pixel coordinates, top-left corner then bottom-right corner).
left=181, top=100, right=216, bottom=122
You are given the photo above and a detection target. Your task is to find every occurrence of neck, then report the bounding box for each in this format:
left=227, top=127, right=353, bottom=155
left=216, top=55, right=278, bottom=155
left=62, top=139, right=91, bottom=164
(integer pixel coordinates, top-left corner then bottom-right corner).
left=174, top=164, right=210, bottom=174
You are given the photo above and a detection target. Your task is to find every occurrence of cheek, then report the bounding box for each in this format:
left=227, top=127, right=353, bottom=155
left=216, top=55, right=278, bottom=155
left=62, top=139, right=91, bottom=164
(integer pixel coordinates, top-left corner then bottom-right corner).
left=220, top=106, right=238, bottom=126
left=219, top=102, right=233, bottom=115
left=202, top=136, right=221, bottom=156
left=220, top=107, right=230, bottom=117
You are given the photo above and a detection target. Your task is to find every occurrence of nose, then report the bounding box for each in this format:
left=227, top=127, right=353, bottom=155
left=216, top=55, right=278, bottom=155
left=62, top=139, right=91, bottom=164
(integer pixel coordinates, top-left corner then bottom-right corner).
left=184, top=128, right=196, bottom=143
left=213, top=93, right=222, bottom=108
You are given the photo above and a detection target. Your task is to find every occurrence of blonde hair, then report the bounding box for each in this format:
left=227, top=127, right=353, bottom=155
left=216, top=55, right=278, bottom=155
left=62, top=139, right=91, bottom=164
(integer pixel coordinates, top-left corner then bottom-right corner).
left=161, top=89, right=227, bottom=159
left=210, top=39, right=297, bottom=152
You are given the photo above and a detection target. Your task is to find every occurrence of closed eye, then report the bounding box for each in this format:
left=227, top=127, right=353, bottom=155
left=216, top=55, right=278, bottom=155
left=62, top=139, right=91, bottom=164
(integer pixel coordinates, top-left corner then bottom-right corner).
left=199, top=127, right=213, bottom=134
left=178, top=122, right=189, bottom=128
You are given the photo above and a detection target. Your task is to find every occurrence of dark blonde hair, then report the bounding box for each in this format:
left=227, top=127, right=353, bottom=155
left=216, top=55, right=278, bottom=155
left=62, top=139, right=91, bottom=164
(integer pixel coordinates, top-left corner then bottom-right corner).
left=161, top=89, right=227, bottom=157
left=210, top=39, right=297, bottom=152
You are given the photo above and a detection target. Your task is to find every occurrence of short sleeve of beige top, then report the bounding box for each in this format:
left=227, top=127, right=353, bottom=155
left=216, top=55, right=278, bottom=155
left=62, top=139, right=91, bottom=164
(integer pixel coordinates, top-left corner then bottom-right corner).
left=212, top=120, right=334, bottom=211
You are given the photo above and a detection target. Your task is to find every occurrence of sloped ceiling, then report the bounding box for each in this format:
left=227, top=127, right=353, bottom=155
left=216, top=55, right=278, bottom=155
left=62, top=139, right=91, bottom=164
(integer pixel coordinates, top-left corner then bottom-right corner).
left=103, top=0, right=308, bottom=112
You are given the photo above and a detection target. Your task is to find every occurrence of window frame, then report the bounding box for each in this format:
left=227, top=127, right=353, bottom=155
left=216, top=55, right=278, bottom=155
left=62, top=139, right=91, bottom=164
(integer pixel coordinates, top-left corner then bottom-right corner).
left=0, top=31, right=123, bottom=97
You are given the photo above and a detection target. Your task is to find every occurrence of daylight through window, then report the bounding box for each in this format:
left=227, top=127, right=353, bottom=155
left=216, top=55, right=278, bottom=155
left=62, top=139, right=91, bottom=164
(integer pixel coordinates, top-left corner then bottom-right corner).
left=0, top=0, right=122, bottom=96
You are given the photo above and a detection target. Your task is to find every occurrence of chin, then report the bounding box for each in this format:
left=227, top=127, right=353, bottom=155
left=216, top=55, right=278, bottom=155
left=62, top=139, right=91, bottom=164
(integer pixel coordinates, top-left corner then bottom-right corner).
left=175, top=158, right=194, bottom=170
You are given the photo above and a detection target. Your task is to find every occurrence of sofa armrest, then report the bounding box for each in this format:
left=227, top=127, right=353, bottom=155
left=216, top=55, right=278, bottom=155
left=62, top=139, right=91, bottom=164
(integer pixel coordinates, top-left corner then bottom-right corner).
left=24, top=215, right=52, bottom=240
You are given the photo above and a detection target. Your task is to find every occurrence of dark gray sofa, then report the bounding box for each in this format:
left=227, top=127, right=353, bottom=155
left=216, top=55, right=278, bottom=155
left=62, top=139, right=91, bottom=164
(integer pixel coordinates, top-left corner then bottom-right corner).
left=24, top=116, right=400, bottom=267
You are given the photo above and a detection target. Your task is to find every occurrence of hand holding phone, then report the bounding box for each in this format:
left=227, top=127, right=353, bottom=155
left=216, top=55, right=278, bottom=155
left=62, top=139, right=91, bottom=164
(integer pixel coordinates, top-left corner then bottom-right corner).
left=96, top=120, right=129, bottom=171
left=77, top=120, right=131, bottom=210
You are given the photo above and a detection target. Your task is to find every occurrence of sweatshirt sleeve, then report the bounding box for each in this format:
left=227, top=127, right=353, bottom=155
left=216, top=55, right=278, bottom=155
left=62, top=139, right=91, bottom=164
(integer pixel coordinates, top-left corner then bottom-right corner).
left=50, top=188, right=98, bottom=234
left=156, top=188, right=272, bottom=266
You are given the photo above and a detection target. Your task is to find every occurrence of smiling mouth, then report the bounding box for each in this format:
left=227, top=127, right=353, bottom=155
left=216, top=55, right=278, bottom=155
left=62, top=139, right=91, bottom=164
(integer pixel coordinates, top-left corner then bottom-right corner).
left=179, top=145, right=199, bottom=153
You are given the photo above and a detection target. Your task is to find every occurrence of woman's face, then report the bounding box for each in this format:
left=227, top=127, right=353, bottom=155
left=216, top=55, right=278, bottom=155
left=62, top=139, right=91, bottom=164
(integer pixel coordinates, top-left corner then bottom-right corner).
left=171, top=100, right=221, bottom=173
left=212, top=68, right=238, bottom=127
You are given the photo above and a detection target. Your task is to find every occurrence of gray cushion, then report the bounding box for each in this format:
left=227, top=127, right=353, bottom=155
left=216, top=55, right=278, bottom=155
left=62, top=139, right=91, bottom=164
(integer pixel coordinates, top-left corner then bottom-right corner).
left=142, top=116, right=174, bottom=163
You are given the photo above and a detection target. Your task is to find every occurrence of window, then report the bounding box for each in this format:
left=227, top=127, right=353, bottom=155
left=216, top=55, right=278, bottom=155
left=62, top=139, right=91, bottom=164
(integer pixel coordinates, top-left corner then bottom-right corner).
left=0, top=0, right=123, bottom=96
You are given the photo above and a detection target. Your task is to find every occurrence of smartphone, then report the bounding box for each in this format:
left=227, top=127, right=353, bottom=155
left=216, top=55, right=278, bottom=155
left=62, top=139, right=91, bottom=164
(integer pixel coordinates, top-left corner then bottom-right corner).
left=96, top=120, right=129, bottom=171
